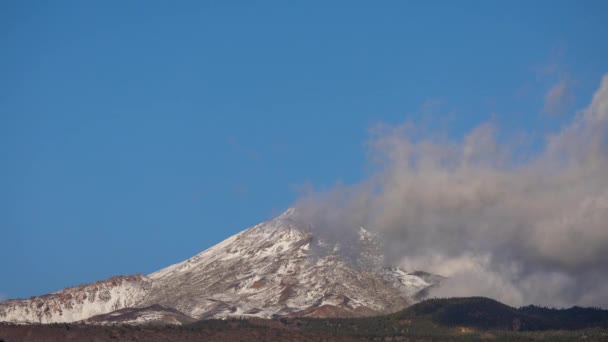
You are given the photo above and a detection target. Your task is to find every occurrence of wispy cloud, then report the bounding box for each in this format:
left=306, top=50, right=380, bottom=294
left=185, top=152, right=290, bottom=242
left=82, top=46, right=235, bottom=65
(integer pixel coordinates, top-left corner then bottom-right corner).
left=543, top=79, right=572, bottom=114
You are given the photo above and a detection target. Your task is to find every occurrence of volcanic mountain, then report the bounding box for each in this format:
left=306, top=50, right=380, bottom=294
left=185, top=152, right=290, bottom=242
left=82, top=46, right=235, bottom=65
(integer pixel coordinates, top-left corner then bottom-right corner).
left=0, top=208, right=440, bottom=324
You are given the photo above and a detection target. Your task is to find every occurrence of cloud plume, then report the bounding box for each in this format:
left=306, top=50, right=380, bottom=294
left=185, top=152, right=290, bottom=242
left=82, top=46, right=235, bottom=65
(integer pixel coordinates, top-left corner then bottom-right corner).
left=294, top=74, right=608, bottom=308
left=544, top=79, right=572, bottom=114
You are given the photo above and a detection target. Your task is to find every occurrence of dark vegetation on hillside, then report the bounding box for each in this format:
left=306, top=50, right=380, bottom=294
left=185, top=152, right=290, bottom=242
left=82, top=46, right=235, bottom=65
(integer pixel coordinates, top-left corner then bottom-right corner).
left=0, top=320, right=357, bottom=342
left=519, top=304, right=608, bottom=329
left=399, top=297, right=608, bottom=330
left=1, top=297, right=608, bottom=341
left=287, top=297, right=608, bottom=341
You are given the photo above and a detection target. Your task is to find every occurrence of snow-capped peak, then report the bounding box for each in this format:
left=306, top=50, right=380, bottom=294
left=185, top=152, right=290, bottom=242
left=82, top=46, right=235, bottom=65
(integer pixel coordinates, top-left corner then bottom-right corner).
left=0, top=208, right=439, bottom=324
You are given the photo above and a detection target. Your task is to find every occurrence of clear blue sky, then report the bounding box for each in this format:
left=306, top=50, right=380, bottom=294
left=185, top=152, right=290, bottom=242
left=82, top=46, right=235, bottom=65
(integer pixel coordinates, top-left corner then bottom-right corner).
left=1, top=1, right=607, bottom=299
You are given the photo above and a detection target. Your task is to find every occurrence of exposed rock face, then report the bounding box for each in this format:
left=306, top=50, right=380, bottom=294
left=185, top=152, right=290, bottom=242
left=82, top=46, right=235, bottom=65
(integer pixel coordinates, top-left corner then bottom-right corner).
left=0, top=209, right=440, bottom=324
left=84, top=305, right=196, bottom=325
left=0, top=275, right=152, bottom=324
left=141, top=209, right=435, bottom=319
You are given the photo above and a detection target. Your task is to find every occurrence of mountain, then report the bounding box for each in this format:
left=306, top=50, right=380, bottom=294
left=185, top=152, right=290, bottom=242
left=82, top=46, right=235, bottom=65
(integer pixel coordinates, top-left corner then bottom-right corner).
left=2, top=298, right=607, bottom=342
left=396, top=297, right=544, bottom=331
left=83, top=305, right=196, bottom=326
left=0, top=208, right=439, bottom=324
left=0, top=275, right=151, bottom=324
left=294, top=297, right=608, bottom=335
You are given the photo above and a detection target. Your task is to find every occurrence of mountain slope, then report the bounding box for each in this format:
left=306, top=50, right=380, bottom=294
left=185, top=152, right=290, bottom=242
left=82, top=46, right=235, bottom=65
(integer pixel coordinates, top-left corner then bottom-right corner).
left=0, top=275, right=152, bottom=324
left=0, top=208, right=438, bottom=324
left=140, top=208, right=435, bottom=319
left=83, top=305, right=196, bottom=325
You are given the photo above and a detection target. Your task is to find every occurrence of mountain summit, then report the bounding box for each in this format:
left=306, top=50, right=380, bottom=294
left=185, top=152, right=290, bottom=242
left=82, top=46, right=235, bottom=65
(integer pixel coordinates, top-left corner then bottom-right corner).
left=0, top=208, right=439, bottom=324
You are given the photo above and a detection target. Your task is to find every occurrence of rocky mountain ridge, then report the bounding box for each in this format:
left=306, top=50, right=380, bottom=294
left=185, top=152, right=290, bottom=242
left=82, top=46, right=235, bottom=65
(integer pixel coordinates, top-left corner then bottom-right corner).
left=0, top=275, right=152, bottom=324
left=0, top=208, right=440, bottom=324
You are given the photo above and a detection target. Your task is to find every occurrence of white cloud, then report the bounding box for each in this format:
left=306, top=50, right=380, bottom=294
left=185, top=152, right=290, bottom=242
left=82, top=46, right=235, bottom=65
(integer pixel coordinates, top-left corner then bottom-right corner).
left=294, top=74, right=608, bottom=307
left=543, top=79, right=572, bottom=114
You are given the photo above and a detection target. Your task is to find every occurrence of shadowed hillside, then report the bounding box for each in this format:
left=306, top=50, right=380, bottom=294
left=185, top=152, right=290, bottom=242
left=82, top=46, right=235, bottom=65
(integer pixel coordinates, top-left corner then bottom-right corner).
left=394, top=297, right=608, bottom=331
left=290, top=297, right=608, bottom=340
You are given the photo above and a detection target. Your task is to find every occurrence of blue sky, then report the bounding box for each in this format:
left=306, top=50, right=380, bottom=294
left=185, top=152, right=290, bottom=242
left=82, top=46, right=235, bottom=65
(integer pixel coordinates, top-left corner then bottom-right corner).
left=1, top=1, right=607, bottom=299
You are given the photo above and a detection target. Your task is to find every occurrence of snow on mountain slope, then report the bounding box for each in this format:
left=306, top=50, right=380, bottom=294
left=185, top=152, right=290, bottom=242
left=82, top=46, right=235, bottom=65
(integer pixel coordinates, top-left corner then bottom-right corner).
left=139, top=208, right=436, bottom=319
left=84, top=304, right=196, bottom=325
left=0, top=208, right=439, bottom=324
left=0, top=275, right=152, bottom=324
